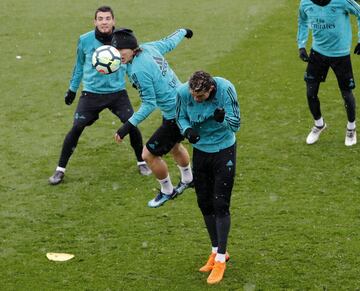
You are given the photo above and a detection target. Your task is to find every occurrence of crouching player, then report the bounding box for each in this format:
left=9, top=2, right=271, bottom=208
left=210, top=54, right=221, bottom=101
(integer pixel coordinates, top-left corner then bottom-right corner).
left=176, top=71, right=240, bottom=284
left=111, top=28, right=194, bottom=208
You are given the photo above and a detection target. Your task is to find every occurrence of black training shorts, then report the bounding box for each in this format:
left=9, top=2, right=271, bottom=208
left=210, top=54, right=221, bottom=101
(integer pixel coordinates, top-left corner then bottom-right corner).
left=304, top=49, right=355, bottom=90
left=145, top=118, right=184, bottom=156
left=73, top=90, right=134, bottom=127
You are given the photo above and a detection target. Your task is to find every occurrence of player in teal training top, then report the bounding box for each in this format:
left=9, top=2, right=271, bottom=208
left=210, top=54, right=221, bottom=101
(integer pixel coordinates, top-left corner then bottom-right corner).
left=297, top=0, right=360, bottom=146
left=176, top=71, right=240, bottom=284
left=48, top=6, right=150, bottom=186
left=111, top=28, right=194, bottom=208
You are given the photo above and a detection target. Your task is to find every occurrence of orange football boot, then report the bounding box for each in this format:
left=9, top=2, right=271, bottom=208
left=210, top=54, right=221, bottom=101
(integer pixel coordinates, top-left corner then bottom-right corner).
left=199, top=252, right=230, bottom=272
left=207, top=261, right=226, bottom=284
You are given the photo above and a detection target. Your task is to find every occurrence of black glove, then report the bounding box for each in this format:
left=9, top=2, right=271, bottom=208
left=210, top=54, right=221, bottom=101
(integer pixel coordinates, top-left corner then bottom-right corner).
left=184, top=128, right=200, bottom=144
left=214, top=108, right=225, bottom=123
left=299, top=48, right=309, bottom=62
left=64, top=89, right=76, bottom=105
left=354, top=43, right=360, bottom=55
left=184, top=29, right=193, bottom=39
left=117, top=121, right=136, bottom=139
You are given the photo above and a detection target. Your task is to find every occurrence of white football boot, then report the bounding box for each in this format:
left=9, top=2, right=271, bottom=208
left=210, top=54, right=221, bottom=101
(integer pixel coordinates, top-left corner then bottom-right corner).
left=345, top=128, right=357, bottom=146
left=138, top=162, right=152, bottom=176
left=306, top=123, right=327, bottom=145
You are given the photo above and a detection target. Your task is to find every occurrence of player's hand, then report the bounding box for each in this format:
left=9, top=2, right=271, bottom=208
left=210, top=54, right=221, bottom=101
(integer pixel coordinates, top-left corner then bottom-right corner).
left=214, top=108, right=225, bottom=123
left=184, top=128, right=200, bottom=144
left=114, top=133, right=123, bottom=144
left=184, top=29, right=193, bottom=39
left=64, top=89, right=76, bottom=105
left=354, top=43, right=360, bottom=55
left=299, top=48, right=309, bottom=62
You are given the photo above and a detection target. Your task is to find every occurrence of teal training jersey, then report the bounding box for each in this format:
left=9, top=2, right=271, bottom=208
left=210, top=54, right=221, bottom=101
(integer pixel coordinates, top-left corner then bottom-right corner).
left=126, top=29, right=187, bottom=126
left=69, top=30, right=126, bottom=93
left=176, top=77, right=241, bottom=153
left=297, top=0, right=360, bottom=57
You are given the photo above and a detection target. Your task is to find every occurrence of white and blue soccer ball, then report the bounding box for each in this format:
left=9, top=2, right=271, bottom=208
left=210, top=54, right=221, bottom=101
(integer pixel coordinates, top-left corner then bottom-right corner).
left=92, top=45, right=121, bottom=74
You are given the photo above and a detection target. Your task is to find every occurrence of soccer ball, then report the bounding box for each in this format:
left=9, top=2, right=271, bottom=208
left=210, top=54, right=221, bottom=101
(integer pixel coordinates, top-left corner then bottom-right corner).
left=92, top=45, right=121, bottom=74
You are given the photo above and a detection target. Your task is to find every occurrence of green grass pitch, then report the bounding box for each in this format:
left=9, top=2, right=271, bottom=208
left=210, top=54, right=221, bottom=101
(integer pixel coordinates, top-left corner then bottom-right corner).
left=1, top=0, right=360, bottom=290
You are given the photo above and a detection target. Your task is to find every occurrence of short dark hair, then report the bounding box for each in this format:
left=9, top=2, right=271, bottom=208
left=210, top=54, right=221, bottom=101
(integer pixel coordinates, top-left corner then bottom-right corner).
left=95, top=6, right=114, bottom=19
left=189, top=70, right=214, bottom=92
left=111, top=28, right=139, bottom=50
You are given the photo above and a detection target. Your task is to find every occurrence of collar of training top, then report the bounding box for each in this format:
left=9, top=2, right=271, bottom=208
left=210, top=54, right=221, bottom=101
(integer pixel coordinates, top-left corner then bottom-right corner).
left=95, top=26, right=115, bottom=45
left=310, top=0, right=331, bottom=6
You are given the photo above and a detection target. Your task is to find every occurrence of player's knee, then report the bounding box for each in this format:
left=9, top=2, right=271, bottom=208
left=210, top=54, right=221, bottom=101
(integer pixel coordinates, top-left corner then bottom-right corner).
left=141, top=146, right=149, bottom=161
left=306, top=91, right=314, bottom=99
left=341, top=90, right=355, bottom=102
left=169, top=143, right=181, bottom=154
left=114, top=110, right=132, bottom=123
left=142, top=146, right=154, bottom=162
left=213, top=196, right=230, bottom=217
left=198, top=200, right=214, bottom=216
left=340, top=78, right=356, bottom=91
left=214, top=207, right=230, bottom=217
left=170, top=143, right=189, bottom=160
left=70, top=124, right=85, bottom=135
left=306, top=85, right=318, bottom=99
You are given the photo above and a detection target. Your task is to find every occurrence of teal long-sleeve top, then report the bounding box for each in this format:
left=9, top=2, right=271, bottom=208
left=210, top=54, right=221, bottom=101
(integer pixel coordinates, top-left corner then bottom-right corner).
left=176, top=77, right=241, bottom=153
left=297, top=0, right=360, bottom=57
left=69, top=30, right=126, bottom=93
left=125, top=29, right=187, bottom=126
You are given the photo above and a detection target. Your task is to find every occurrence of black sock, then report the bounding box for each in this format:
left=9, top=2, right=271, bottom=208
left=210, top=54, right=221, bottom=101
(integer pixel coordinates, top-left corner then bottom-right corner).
left=341, top=90, right=356, bottom=123
left=58, top=126, right=84, bottom=168
left=306, top=82, right=322, bottom=120
left=129, top=127, right=144, bottom=162
left=216, top=215, right=231, bottom=254
left=203, top=214, right=218, bottom=248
